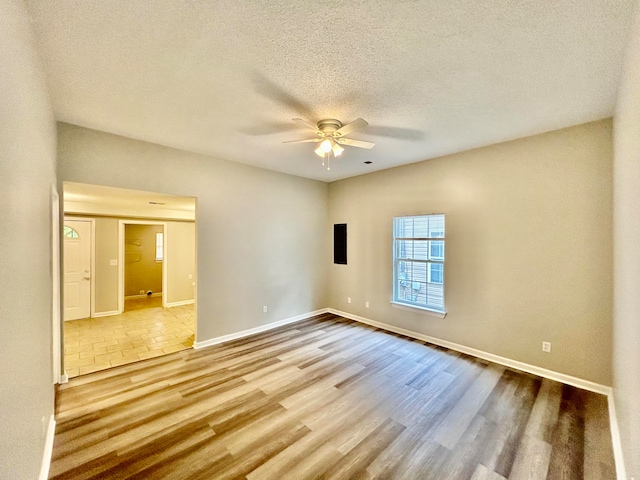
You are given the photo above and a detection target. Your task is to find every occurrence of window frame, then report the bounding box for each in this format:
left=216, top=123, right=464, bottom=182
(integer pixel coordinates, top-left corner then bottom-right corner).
left=391, top=214, right=446, bottom=317
left=155, top=232, right=164, bottom=262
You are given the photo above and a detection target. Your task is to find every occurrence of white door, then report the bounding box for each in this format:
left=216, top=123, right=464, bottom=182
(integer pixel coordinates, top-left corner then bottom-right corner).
left=63, top=220, right=91, bottom=321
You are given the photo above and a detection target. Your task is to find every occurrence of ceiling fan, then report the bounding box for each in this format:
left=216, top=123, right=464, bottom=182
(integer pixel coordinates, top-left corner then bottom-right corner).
left=283, top=118, right=375, bottom=170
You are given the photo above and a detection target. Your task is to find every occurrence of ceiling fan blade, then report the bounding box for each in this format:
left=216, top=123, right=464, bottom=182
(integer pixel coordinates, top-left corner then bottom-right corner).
left=250, top=72, right=314, bottom=117
left=365, top=125, right=425, bottom=140
left=292, top=118, right=321, bottom=133
left=336, top=138, right=375, bottom=149
left=283, top=138, right=322, bottom=144
left=334, top=118, right=368, bottom=137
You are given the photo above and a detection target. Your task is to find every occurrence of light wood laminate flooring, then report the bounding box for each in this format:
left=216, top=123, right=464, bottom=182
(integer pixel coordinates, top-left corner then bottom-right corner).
left=51, top=313, right=615, bottom=479
left=63, top=299, right=194, bottom=377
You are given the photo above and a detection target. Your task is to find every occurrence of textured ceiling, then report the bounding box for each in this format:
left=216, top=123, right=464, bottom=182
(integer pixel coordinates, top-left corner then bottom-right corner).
left=27, top=0, right=635, bottom=182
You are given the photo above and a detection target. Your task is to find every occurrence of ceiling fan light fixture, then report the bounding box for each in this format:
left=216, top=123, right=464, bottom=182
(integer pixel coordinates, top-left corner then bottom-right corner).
left=320, top=139, right=333, bottom=153
left=284, top=117, right=375, bottom=170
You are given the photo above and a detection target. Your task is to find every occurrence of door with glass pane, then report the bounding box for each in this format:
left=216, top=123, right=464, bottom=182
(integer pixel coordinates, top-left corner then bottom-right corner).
left=63, top=220, right=91, bottom=321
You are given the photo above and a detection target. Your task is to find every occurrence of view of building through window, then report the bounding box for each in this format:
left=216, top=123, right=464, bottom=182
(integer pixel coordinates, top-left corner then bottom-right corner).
left=393, top=214, right=445, bottom=313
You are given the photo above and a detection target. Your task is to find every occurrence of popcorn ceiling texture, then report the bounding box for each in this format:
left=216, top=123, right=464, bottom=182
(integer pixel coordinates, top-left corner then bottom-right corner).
left=27, top=0, right=635, bottom=181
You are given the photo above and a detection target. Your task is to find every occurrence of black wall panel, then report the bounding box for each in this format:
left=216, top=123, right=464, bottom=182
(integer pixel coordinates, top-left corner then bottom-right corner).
left=334, top=224, right=347, bottom=265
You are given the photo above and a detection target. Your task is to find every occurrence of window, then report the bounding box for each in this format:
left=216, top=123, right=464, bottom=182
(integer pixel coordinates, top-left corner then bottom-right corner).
left=155, top=232, right=164, bottom=261
left=393, top=214, right=445, bottom=313
left=63, top=226, right=79, bottom=238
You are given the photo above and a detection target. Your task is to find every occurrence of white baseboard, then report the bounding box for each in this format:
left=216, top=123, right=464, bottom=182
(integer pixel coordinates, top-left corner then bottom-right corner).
left=606, top=393, right=628, bottom=480
left=328, top=308, right=611, bottom=396
left=194, top=309, right=329, bottom=349
left=92, top=310, right=120, bottom=318
left=38, top=414, right=55, bottom=480
left=125, top=292, right=163, bottom=300
left=165, top=299, right=195, bottom=308
left=59, top=371, right=69, bottom=384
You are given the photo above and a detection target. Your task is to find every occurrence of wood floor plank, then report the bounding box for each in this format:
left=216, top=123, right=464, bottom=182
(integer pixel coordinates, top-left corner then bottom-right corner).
left=508, top=433, right=552, bottom=480
left=471, top=464, right=508, bottom=480
left=525, top=378, right=563, bottom=442
left=583, top=392, right=616, bottom=480
left=50, top=313, right=616, bottom=480
left=433, top=363, right=505, bottom=449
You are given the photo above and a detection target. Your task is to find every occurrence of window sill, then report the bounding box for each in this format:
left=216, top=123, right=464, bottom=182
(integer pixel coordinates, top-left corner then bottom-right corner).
left=390, top=301, right=447, bottom=319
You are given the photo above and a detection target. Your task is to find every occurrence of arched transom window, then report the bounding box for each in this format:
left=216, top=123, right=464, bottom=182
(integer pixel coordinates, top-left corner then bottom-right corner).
left=63, top=226, right=79, bottom=238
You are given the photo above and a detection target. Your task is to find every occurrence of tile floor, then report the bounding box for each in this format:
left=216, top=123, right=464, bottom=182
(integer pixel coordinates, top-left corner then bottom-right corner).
left=63, top=297, right=194, bottom=378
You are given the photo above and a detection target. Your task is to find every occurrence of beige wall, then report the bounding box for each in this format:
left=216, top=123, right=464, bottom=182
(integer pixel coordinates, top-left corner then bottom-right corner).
left=613, top=5, right=640, bottom=476
left=94, top=217, right=119, bottom=312
left=328, top=120, right=613, bottom=385
left=166, top=221, right=196, bottom=305
left=0, top=0, right=57, bottom=477
left=57, top=124, right=329, bottom=340
left=125, top=224, right=163, bottom=297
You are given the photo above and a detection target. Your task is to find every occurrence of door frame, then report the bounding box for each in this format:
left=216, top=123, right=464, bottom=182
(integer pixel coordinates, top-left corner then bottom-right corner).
left=51, top=186, right=61, bottom=384
left=118, top=220, right=168, bottom=313
left=63, top=216, right=96, bottom=319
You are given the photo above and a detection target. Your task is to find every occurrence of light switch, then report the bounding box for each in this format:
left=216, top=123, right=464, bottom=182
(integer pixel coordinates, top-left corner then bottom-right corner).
left=110, top=259, right=117, bottom=266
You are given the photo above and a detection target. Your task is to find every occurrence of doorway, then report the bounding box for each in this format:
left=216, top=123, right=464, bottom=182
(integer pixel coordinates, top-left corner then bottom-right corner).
left=121, top=221, right=166, bottom=313
left=61, top=182, right=197, bottom=378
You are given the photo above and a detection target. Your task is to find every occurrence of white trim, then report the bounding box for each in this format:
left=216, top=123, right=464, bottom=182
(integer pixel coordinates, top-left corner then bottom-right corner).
left=90, top=220, right=96, bottom=317
left=92, top=310, right=120, bottom=318
left=124, top=292, right=163, bottom=300
left=59, top=372, right=69, bottom=384
left=328, top=308, right=611, bottom=395
left=118, top=220, right=168, bottom=313
left=38, top=415, right=55, bottom=480
left=51, top=186, right=61, bottom=384
left=390, top=301, right=447, bottom=318
left=193, top=208, right=198, bottom=346
left=194, top=309, right=329, bottom=349
left=165, top=299, right=195, bottom=308
left=607, top=393, right=627, bottom=480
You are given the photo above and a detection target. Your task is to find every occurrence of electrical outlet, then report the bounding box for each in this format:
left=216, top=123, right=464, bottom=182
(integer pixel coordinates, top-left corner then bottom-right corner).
left=347, top=297, right=351, bottom=304
left=263, top=306, right=268, bottom=313
left=542, top=341, right=551, bottom=353
left=188, top=273, right=193, bottom=279
left=109, top=259, right=117, bottom=266
left=139, top=290, right=145, bottom=295
left=365, top=301, right=370, bottom=308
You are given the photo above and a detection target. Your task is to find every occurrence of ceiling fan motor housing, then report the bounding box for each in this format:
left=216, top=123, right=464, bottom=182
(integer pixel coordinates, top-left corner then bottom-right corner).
left=317, top=119, right=343, bottom=135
